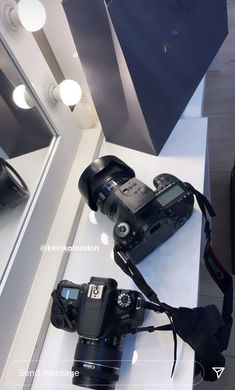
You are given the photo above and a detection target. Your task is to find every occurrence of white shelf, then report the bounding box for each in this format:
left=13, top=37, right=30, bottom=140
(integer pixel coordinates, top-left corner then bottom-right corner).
left=183, top=78, right=205, bottom=118
left=32, top=117, right=208, bottom=390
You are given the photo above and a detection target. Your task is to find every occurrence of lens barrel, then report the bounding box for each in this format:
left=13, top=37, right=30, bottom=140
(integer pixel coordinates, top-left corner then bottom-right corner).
left=72, top=336, right=124, bottom=390
left=93, top=174, right=129, bottom=221
left=78, top=155, right=135, bottom=213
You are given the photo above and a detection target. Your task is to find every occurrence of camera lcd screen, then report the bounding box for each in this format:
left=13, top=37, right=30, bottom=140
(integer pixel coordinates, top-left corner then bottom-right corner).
left=157, top=185, right=185, bottom=207
left=61, top=287, right=80, bottom=300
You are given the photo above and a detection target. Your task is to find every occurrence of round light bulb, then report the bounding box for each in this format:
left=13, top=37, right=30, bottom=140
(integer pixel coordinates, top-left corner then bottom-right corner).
left=58, top=80, right=82, bottom=106
left=9, top=0, right=46, bottom=32
left=12, top=85, right=34, bottom=109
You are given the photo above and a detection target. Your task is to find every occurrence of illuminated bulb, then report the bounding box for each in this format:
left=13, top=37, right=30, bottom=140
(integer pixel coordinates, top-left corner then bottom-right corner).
left=49, top=80, right=82, bottom=107
left=12, top=85, right=34, bottom=110
left=5, top=0, right=46, bottom=32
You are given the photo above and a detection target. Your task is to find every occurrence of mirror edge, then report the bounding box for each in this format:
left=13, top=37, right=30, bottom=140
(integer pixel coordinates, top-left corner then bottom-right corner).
left=0, top=0, right=83, bottom=377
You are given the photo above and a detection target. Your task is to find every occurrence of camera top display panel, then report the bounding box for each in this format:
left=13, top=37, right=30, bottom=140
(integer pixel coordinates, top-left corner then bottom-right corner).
left=156, top=184, right=185, bottom=207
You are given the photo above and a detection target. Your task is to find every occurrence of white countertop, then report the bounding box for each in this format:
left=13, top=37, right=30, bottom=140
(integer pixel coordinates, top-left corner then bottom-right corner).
left=183, top=79, right=205, bottom=119
left=32, top=116, right=208, bottom=390
left=0, top=147, right=50, bottom=283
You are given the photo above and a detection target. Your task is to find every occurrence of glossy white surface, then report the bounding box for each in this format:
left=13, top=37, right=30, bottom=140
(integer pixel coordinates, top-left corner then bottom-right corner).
left=0, top=147, right=49, bottom=282
left=31, top=117, right=207, bottom=390
left=183, top=78, right=205, bottom=118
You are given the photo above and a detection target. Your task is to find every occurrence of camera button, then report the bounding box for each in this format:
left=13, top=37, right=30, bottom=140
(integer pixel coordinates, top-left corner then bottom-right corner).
left=140, top=186, right=148, bottom=193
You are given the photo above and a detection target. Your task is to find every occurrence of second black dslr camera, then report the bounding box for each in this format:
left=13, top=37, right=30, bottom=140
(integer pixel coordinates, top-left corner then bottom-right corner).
left=51, top=276, right=145, bottom=389
left=79, top=155, right=194, bottom=263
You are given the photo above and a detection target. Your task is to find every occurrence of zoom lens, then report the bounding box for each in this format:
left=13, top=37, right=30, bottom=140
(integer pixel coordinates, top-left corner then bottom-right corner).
left=93, top=173, right=130, bottom=221
left=72, top=336, right=124, bottom=390
left=78, top=155, right=135, bottom=216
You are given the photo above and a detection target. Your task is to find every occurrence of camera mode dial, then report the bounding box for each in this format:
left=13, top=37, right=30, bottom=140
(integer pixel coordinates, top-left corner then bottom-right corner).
left=117, top=292, right=132, bottom=309
left=115, top=222, right=131, bottom=238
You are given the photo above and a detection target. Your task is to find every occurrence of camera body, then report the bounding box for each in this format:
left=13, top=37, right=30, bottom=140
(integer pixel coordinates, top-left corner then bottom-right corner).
left=51, top=276, right=145, bottom=338
left=111, top=173, right=194, bottom=263
left=79, top=156, right=194, bottom=264
left=51, top=277, right=145, bottom=389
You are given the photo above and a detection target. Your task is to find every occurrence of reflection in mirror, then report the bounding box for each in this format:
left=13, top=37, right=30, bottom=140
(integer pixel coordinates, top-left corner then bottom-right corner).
left=0, top=39, right=55, bottom=284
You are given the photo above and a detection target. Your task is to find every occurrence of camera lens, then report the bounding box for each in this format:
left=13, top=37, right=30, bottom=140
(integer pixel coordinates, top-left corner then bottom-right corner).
left=0, top=158, right=29, bottom=208
left=78, top=155, right=135, bottom=220
left=72, top=336, right=124, bottom=390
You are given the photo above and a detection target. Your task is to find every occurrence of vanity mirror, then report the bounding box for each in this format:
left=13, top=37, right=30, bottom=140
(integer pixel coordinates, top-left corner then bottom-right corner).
left=0, top=38, right=55, bottom=284
left=0, top=0, right=103, bottom=379
left=0, top=4, right=84, bottom=373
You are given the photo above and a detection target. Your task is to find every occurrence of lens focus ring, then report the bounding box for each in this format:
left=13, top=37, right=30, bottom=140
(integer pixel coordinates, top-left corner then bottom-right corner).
left=72, top=336, right=123, bottom=389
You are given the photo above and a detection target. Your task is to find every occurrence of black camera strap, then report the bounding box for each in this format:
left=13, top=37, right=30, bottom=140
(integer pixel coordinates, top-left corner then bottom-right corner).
left=114, top=247, right=179, bottom=376
left=185, top=184, right=233, bottom=376
left=113, top=187, right=233, bottom=382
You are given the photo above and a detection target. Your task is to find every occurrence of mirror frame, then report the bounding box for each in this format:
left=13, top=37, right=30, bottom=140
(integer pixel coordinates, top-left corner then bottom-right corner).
left=0, top=0, right=82, bottom=375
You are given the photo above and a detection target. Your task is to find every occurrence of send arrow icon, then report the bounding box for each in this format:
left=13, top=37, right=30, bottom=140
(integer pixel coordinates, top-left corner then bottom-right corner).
left=212, top=367, right=225, bottom=379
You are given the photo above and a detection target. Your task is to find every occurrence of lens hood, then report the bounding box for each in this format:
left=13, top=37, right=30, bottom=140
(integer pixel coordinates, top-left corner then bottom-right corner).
left=78, top=155, right=135, bottom=211
left=0, top=158, right=29, bottom=209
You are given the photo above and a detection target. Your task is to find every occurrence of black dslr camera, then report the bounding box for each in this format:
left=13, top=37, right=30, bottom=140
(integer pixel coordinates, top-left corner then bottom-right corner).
left=51, top=276, right=145, bottom=389
left=79, top=155, right=194, bottom=263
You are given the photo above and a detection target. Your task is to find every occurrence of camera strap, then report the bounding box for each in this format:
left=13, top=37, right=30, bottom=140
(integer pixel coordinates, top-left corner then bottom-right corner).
left=114, top=246, right=179, bottom=376
left=184, top=183, right=233, bottom=378
left=113, top=186, right=233, bottom=382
